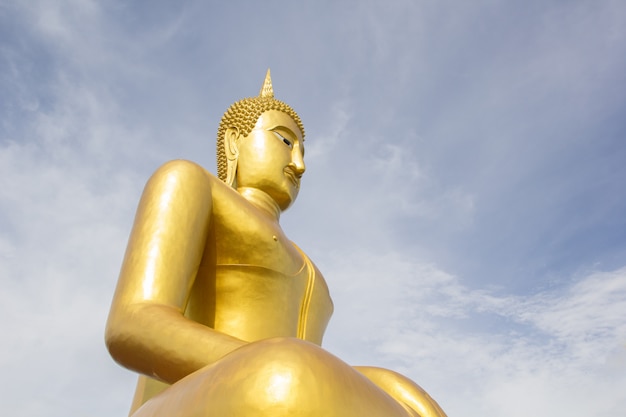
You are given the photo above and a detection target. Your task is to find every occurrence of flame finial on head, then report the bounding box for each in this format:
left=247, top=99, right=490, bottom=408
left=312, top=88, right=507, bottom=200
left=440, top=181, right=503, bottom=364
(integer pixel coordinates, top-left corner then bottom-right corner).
left=259, top=69, right=274, bottom=98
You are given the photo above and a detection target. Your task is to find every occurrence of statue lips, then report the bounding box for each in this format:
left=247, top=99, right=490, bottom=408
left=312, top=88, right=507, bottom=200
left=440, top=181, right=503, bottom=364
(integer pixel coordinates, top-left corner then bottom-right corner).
left=284, top=167, right=300, bottom=188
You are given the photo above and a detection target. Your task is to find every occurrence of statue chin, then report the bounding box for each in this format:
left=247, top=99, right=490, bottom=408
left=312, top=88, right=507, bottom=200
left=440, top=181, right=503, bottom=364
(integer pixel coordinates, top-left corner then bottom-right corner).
left=105, top=70, right=448, bottom=417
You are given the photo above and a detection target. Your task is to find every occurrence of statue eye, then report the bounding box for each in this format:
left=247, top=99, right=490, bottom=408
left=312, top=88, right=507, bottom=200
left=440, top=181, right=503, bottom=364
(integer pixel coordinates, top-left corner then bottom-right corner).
left=273, top=132, right=293, bottom=148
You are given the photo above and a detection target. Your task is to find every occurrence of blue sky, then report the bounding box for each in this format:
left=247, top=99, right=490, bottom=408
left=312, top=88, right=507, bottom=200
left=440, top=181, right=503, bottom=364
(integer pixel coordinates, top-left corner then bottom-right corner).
left=1, top=1, right=625, bottom=416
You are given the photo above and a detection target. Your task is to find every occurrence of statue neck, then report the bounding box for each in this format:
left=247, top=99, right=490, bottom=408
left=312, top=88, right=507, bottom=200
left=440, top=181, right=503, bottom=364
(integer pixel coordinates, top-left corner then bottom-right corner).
left=237, top=187, right=281, bottom=221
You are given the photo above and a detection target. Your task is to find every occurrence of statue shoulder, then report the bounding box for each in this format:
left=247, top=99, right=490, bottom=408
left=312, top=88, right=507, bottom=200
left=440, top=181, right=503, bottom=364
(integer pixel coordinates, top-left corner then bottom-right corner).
left=136, top=160, right=224, bottom=213
left=146, top=159, right=222, bottom=191
left=151, top=159, right=216, bottom=181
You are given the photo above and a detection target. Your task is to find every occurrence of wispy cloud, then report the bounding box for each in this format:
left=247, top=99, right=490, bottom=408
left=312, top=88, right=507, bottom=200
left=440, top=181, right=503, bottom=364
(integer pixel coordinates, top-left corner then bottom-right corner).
left=2, top=1, right=625, bottom=416
left=323, top=249, right=626, bottom=416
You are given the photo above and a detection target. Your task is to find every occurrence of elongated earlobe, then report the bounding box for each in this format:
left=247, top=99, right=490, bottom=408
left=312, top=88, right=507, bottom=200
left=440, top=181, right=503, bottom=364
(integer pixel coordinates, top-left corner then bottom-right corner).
left=224, top=127, right=240, bottom=187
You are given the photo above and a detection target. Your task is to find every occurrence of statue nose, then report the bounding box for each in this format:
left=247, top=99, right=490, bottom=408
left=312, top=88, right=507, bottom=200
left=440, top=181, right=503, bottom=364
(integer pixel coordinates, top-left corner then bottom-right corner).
left=291, top=149, right=305, bottom=176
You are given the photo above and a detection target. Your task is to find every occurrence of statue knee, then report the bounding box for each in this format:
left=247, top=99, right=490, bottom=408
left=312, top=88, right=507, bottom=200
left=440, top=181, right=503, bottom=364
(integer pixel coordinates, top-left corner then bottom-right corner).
left=224, top=338, right=331, bottom=414
left=354, top=366, right=447, bottom=417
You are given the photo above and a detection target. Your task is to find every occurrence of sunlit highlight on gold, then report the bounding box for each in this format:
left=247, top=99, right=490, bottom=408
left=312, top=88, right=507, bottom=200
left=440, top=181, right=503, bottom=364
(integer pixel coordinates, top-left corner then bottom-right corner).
left=265, top=371, right=293, bottom=404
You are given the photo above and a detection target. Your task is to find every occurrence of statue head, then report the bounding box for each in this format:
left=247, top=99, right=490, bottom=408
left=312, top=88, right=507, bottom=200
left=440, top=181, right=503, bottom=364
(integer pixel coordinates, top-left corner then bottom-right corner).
left=216, top=70, right=305, bottom=187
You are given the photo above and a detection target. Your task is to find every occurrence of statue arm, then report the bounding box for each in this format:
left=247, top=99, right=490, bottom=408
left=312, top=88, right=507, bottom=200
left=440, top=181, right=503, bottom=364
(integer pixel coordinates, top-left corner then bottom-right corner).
left=105, top=160, right=245, bottom=384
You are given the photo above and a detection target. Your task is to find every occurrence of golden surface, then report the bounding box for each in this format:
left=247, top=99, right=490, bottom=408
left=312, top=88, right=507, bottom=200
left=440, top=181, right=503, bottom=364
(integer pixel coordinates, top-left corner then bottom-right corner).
left=105, top=71, right=447, bottom=417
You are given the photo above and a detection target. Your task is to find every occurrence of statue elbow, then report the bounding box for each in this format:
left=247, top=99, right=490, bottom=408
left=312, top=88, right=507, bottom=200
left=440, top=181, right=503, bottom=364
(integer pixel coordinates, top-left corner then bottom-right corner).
left=104, top=308, right=140, bottom=368
left=104, top=316, right=127, bottom=364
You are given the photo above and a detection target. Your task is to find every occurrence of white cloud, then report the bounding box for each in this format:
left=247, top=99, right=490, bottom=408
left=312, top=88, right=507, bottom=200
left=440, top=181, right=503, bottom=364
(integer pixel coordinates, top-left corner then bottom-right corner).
left=304, top=100, right=352, bottom=160
left=0, top=117, right=137, bottom=417
left=323, top=249, right=626, bottom=417
left=512, top=269, right=626, bottom=364
left=2, top=1, right=625, bottom=416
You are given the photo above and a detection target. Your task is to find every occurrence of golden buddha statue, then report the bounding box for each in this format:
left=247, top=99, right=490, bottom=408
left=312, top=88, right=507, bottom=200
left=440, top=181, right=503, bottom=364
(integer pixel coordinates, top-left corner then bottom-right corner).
left=105, top=70, right=447, bottom=417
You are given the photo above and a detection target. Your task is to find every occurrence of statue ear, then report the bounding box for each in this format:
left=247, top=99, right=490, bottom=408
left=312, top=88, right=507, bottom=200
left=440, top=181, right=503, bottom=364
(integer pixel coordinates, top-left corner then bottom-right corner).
left=224, top=127, right=241, bottom=187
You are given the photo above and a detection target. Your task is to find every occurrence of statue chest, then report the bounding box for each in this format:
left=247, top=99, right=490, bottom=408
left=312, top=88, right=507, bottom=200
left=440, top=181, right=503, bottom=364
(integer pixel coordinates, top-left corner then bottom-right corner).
left=184, top=188, right=333, bottom=343
left=208, top=204, right=304, bottom=275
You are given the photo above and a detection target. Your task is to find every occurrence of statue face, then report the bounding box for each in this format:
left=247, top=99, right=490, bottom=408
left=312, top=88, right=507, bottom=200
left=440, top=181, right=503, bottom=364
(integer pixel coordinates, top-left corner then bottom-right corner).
left=235, top=110, right=305, bottom=210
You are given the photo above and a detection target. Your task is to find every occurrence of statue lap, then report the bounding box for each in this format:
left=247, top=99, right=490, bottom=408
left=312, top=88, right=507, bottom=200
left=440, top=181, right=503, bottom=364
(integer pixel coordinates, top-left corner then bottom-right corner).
left=132, top=338, right=421, bottom=417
